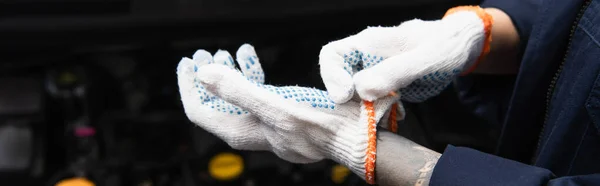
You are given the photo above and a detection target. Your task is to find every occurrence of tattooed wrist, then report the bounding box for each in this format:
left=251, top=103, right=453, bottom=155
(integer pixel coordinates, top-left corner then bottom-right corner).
left=376, top=130, right=441, bottom=186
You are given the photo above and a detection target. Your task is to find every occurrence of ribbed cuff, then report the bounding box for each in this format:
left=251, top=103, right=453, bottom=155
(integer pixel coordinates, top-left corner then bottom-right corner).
left=320, top=99, right=395, bottom=184
left=441, top=10, right=490, bottom=75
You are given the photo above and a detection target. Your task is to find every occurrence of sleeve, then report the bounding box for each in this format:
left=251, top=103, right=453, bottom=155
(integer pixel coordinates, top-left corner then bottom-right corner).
left=480, top=0, right=541, bottom=52
left=430, top=145, right=600, bottom=186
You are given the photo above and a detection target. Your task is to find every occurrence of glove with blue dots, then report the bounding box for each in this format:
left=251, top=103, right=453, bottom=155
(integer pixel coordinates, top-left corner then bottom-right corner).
left=177, top=44, right=398, bottom=180
left=319, top=11, right=487, bottom=103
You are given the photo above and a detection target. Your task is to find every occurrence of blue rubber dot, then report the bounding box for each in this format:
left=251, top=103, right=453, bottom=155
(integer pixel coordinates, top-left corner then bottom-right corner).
left=323, top=104, right=328, bottom=108
left=294, top=94, right=297, bottom=96
left=296, top=99, right=300, bottom=102
left=237, top=111, right=241, bottom=115
left=318, top=104, right=322, bottom=107
left=312, top=98, right=316, bottom=101
left=284, top=96, right=288, bottom=99
left=311, top=103, right=317, bottom=107
left=330, top=105, right=335, bottom=109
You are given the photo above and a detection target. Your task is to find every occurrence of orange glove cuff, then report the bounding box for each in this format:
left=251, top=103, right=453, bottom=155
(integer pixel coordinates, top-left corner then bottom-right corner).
left=364, top=100, right=377, bottom=184
left=444, top=6, right=494, bottom=75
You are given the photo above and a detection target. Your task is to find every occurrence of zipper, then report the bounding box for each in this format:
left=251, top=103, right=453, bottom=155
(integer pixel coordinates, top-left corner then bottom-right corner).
left=534, top=0, right=593, bottom=163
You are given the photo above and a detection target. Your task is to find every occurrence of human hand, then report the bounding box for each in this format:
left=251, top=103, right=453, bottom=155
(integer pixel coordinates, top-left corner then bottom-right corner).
left=177, top=44, right=399, bottom=182
left=319, top=6, right=492, bottom=102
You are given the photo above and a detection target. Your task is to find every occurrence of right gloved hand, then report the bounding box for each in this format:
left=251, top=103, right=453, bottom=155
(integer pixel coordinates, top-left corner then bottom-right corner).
left=319, top=6, right=492, bottom=103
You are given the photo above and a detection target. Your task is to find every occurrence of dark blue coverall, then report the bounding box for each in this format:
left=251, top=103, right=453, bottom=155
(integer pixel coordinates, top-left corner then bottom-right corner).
left=431, top=0, right=600, bottom=185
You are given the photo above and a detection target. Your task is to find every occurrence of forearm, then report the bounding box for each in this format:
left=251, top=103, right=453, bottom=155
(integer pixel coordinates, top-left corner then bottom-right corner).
left=376, top=130, right=441, bottom=186
left=473, top=8, right=520, bottom=74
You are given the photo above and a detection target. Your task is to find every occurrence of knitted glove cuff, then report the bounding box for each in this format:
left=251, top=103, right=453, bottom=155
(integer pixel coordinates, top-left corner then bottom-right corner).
left=443, top=5, right=494, bottom=75
left=314, top=98, right=395, bottom=184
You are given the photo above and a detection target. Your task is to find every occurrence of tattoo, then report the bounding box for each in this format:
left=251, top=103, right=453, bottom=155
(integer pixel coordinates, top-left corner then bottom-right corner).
left=413, top=146, right=440, bottom=186
left=376, top=130, right=441, bottom=186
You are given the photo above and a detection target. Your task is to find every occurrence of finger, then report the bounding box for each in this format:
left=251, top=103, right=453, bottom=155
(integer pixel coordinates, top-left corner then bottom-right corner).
left=192, top=49, right=214, bottom=66
left=353, top=49, right=453, bottom=101
left=177, top=58, right=269, bottom=150
left=236, top=44, right=265, bottom=83
left=197, top=64, right=292, bottom=120
left=176, top=57, right=198, bottom=96
left=213, top=50, right=236, bottom=69
left=371, top=96, right=399, bottom=123
left=319, top=41, right=358, bottom=103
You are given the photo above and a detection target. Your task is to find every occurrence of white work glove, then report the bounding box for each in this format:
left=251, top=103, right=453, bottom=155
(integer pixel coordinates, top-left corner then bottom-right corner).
left=177, top=44, right=398, bottom=180
left=319, top=10, right=491, bottom=103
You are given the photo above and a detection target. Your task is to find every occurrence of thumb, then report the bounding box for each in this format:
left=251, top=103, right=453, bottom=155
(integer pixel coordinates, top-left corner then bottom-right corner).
left=197, top=64, right=288, bottom=120
left=319, top=41, right=357, bottom=103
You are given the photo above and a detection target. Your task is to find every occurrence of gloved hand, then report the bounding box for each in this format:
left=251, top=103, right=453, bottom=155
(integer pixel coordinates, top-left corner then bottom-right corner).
left=177, top=44, right=398, bottom=182
left=319, top=6, right=492, bottom=103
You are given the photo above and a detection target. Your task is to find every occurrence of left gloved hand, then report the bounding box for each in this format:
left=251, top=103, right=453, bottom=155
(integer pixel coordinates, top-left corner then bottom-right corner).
left=177, top=44, right=398, bottom=182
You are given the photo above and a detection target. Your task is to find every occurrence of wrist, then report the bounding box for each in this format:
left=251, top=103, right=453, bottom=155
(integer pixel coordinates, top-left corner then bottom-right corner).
left=318, top=101, right=388, bottom=184
left=473, top=8, right=520, bottom=74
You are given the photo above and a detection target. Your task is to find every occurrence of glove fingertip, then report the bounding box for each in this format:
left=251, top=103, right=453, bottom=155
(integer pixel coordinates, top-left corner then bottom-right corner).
left=353, top=69, right=395, bottom=101
left=321, top=65, right=356, bottom=103
left=213, top=50, right=236, bottom=69
left=192, top=49, right=214, bottom=65
left=235, top=43, right=265, bottom=83
left=329, top=90, right=354, bottom=104
left=176, top=57, right=195, bottom=75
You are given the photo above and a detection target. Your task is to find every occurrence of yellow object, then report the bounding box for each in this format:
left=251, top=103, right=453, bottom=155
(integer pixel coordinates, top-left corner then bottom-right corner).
left=331, top=164, right=351, bottom=184
left=55, top=177, right=95, bottom=186
left=208, top=152, right=244, bottom=181
left=58, top=71, right=77, bottom=84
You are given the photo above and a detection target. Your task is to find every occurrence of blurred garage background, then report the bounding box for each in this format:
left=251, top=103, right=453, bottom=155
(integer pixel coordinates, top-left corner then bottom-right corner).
left=0, top=0, right=506, bottom=185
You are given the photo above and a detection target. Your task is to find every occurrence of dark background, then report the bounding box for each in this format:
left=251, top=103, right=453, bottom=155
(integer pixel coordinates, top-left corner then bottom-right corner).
left=0, top=0, right=500, bottom=185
